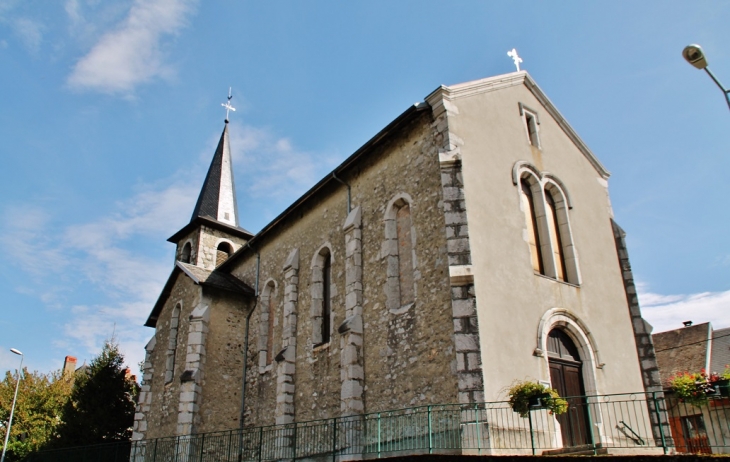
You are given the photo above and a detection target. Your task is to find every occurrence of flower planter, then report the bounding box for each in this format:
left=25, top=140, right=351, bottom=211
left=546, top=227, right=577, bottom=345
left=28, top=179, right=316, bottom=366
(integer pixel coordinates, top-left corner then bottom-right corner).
left=528, top=393, right=552, bottom=409
left=715, top=379, right=730, bottom=398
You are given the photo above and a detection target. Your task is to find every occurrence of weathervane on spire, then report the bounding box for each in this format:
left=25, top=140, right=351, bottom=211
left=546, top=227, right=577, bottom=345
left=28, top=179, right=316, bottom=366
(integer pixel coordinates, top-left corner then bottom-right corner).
left=221, top=87, right=236, bottom=123
left=507, top=48, right=523, bottom=72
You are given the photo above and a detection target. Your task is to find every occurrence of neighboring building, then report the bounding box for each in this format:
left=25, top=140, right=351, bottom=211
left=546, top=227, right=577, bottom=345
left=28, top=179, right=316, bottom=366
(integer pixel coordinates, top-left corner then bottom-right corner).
left=132, top=71, right=664, bottom=455
left=653, top=323, right=730, bottom=454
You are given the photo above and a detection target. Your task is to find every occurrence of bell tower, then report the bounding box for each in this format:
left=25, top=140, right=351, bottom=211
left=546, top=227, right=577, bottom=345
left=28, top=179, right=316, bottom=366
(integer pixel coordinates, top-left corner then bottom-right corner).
left=167, top=92, right=252, bottom=270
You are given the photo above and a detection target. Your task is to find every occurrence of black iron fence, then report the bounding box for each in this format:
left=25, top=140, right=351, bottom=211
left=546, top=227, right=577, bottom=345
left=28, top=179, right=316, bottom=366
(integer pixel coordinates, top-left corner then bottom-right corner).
left=23, top=391, right=730, bottom=461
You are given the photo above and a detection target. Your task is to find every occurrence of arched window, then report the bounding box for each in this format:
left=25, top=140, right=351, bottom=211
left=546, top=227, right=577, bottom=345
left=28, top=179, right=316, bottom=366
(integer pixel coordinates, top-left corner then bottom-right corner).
left=544, top=181, right=580, bottom=284
left=545, top=191, right=566, bottom=281
left=514, top=162, right=580, bottom=284
left=181, top=242, right=192, bottom=264
left=384, top=194, right=417, bottom=313
left=164, top=304, right=181, bottom=384
left=258, top=281, right=277, bottom=368
left=216, top=242, right=233, bottom=266
left=520, top=178, right=544, bottom=274
left=311, top=247, right=332, bottom=346
left=396, top=203, right=415, bottom=306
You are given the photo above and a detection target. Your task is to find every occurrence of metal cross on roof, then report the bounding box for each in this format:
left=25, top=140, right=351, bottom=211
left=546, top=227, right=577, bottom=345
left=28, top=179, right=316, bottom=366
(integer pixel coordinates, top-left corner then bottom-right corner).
left=507, top=48, right=523, bottom=72
left=221, top=87, right=236, bottom=122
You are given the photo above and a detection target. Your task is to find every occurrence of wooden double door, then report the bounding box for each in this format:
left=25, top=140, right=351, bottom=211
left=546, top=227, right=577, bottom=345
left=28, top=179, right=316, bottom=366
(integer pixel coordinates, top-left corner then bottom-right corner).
left=547, top=329, right=591, bottom=448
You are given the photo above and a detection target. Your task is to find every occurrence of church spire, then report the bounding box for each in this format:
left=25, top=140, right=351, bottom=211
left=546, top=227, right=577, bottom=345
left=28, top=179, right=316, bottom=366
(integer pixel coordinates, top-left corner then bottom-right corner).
left=190, top=122, right=239, bottom=227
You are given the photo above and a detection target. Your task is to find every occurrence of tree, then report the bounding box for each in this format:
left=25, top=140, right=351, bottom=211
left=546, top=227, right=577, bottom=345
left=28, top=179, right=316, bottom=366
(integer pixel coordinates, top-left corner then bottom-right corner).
left=0, top=369, right=72, bottom=461
left=52, top=342, right=139, bottom=448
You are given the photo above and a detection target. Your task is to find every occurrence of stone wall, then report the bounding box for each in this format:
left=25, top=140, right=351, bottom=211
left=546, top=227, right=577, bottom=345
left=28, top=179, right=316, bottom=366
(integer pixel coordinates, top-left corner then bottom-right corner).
left=219, top=111, right=459, bottom=432
left=139, top=274, right=201, bottom=440
left=196, top=290, right=251, bottom=432
left=197, top=225, right=247, bottom=270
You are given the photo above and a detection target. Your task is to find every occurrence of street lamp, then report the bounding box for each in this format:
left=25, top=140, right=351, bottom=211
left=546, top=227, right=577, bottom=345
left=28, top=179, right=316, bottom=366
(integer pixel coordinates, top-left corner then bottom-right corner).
left=682, top=44, right=730, bottom=111
left=1, top=349, right=23, bottom=462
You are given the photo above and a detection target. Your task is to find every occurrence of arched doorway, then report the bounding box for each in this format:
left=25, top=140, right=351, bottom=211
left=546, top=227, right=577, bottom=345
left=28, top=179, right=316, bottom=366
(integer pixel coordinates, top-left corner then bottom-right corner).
left=547, top=328, right=591, bottom=447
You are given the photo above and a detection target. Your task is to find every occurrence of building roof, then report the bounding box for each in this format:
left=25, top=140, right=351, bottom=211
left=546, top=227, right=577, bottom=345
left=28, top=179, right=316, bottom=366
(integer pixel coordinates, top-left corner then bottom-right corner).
left=218, top=71, right=609, bottom=272
left=167, top=215, right=253, bottom=244
left=145, top=261, right=254, bottom=327
left=711, top=327, right=730, bottom=374
left=652, top=322, right=712, bottom=387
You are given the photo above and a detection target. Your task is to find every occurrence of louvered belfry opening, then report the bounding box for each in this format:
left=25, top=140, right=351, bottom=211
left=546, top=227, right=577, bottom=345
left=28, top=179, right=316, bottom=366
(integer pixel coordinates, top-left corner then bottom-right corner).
left=216, top=242, right=233, bottom=266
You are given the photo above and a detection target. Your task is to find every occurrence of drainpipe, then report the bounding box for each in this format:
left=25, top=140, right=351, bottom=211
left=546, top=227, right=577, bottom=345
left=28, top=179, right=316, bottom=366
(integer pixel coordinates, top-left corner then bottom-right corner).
left=331, top=172, right=351, bottom=214
left=239, top=243, right=260, bottom=430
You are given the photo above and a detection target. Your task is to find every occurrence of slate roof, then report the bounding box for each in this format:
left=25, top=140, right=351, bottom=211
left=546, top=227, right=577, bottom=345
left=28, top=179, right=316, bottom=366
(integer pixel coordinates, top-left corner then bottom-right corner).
left=144, top=262, right=254, bottom=327
left=711, top=327, right=730, bottom=374
left=167, top=215, right=253, bottom=244
left=652, top=322, right=711, bottom=387
left=191, top=123, right=239, bottom=226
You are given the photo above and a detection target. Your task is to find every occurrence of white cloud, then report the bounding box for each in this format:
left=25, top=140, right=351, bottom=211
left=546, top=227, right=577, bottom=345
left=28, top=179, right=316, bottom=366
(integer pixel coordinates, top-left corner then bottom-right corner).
left=228, top=122, right=338, bottom=201
left=12, top=17, right=42, bottom=53
left=0, top=179, right=198, bottom=370
left=67, top=0, right=197, bottom=94
left=638, top=282, right=730, bottom=334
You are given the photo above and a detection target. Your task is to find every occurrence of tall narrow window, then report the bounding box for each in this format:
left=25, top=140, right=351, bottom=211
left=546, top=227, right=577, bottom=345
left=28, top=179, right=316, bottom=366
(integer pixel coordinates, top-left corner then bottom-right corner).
left=525, top=112, right=540, bottom=147
left=545, top=191, right=567, bottom=281
left=322, top=252, right=331, bottom=344
left=267, top=290, right=276, bottom=363
left=181, top=242, right=192, bottom=263
left=311, top=247, right=333, bottom=346
left=396, top=204, right=415, bottom=306
left=259, top=281, right=277, bottom=368
left=216, top=242, right=232, bottom=266
left=165, top=304, right=181, bottom=383
left=384, top=194, right=417, bottom=313
left=520, top=179, right=544, bottom=274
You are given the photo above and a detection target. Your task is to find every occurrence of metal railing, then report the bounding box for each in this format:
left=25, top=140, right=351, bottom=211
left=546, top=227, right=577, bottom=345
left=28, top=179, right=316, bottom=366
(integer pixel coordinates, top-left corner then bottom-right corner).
left=22, top=391, right=730, bottom=461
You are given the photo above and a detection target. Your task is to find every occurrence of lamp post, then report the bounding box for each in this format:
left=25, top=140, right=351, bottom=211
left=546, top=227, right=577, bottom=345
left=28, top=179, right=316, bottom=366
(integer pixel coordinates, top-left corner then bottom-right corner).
left=682, top=44, right=730, bottom=111
left=1, top=349, right=23, bottom=462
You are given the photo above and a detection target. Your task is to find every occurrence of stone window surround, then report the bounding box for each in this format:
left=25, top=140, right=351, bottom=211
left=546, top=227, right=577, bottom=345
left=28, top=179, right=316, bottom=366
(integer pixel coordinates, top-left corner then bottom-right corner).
left=258, top=278, right=279, bottom=374
left=164, top=302, right=181, bottom=384
left=533, top=308, right=606, bottom=436
left=384, top=192, right=418, bottom=315
left=519, top=102, right=541, bottom=149
left=310, top=242, right=336, bottom=348
left=513, top=162, right=581, bottom=285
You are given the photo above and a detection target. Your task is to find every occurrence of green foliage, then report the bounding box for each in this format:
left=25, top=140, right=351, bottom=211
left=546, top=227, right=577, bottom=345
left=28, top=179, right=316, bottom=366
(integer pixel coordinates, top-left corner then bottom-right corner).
left=0, top=369, right=72, bottom=461
left=669, top=370, right=721, bottom=407
left=51, top=342, right=139, bottom=448
left=506, top=380, right=568, bottom=418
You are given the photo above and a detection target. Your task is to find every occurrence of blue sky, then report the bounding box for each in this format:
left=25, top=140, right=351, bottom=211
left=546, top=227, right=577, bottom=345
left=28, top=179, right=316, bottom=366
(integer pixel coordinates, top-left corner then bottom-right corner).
left=1, top=1, right=729, bottom=376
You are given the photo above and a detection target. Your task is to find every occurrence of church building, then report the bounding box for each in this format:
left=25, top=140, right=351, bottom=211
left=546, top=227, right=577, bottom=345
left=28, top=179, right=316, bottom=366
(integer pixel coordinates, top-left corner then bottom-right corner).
left=131, top=70, right=663, bottom=455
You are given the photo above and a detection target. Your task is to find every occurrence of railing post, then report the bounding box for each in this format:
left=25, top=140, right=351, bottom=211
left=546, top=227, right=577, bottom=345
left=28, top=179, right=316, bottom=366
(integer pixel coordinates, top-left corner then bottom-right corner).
left=152, top=439, right=158, bottom=462
left=584, top=397, right=597, bottom=455
left=332, top=417, right=338, bottom=462
left=227, top=429, right=233, bottom=461
left=475, top=404, right=482, bottom=455
left=377, top=413, right=381, bottom=458
left=198, top=433, right=206, bottom=462
left=427, top=405, right=433, bottom=454
left=528, top=410, right=535, bottom=456
left=292, top=422, right=298, bottom=460
left=651, top=391, right=668, bottom=454
left=257, top=425, right=263, bottom=462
